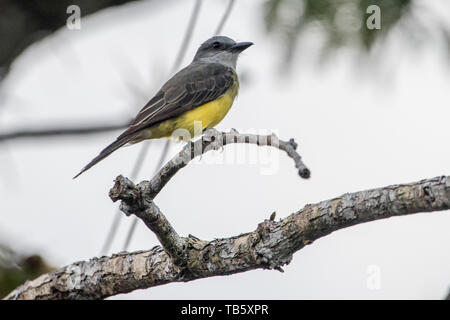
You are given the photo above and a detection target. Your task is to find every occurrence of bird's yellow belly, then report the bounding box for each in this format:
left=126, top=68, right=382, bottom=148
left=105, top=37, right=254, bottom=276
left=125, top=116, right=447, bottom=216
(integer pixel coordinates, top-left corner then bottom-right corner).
left=145, top=88, right=237, bottom=140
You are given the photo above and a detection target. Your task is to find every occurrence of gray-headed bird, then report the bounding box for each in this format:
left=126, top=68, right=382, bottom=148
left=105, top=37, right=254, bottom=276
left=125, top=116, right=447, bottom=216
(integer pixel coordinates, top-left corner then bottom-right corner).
left=74, top=36, right=253, bottom=178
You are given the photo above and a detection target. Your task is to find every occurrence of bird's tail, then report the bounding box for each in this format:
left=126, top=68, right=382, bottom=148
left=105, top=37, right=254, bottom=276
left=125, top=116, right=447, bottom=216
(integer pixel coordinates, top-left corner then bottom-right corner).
left=73, top=133, right=138, bottom=179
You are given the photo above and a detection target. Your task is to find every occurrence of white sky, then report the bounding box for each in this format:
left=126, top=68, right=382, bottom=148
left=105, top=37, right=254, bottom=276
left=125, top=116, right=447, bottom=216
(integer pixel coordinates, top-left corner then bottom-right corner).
left=0, top=0, right=449, bottom=299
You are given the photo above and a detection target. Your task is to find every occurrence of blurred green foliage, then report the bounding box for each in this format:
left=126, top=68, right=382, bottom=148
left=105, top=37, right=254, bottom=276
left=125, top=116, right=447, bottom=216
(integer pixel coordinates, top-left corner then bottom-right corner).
left=0, top=247, right=53, bottom=298
left=265, top=0, right=411, bottom=47
left=263, top=0, right=449, bottom=68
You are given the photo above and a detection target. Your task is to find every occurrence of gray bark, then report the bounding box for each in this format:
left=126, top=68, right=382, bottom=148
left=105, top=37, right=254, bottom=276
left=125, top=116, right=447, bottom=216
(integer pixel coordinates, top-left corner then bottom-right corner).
left=5, top=175, right=449, bottom=299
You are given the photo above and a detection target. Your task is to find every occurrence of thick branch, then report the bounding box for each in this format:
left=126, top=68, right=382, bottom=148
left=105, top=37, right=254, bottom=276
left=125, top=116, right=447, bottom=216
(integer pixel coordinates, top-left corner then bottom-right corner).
left=6, top=175, right=450, bottom=299
left=5, top=247, right=179, bottom=300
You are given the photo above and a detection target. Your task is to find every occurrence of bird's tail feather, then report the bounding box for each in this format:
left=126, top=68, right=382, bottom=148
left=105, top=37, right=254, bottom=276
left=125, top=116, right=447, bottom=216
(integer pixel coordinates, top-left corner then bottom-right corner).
left=73, top=133, right=138, bottom=179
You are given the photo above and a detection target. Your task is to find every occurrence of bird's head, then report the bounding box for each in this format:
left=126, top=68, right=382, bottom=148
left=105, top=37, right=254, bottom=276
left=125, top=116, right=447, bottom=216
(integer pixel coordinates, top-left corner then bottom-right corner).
left=193, top=36, right=253, bottom=68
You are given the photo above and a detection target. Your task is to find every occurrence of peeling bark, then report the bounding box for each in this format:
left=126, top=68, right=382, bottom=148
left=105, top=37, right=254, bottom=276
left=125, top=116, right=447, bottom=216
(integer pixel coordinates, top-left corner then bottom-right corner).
left=5, top=175, right=449, bottom=300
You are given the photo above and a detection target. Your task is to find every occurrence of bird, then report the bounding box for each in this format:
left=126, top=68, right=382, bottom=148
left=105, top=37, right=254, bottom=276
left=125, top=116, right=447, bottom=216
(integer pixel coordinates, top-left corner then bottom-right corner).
left=73, top=36, right=253, bottom=179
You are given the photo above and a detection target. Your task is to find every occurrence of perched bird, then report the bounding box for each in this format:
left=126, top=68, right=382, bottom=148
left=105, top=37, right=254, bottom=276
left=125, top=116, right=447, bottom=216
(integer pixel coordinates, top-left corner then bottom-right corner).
left=74, top=36, right=253, bottom=179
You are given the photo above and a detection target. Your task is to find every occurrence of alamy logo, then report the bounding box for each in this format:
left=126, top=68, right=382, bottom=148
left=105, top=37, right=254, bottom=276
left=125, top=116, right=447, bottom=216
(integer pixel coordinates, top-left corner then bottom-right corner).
left=366, top=264, right=381, bottom=290
left=66, top=5, right=81, bottom=30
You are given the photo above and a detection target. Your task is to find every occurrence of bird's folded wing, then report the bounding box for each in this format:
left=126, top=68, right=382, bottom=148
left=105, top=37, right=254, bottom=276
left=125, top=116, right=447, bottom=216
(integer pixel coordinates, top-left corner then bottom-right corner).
left=118, top=62, right=235, bottom=139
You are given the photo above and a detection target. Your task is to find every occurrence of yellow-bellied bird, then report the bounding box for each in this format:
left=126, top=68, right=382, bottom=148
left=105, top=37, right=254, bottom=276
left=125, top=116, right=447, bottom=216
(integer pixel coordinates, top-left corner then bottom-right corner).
left=74, top=36, right=253, bottom=178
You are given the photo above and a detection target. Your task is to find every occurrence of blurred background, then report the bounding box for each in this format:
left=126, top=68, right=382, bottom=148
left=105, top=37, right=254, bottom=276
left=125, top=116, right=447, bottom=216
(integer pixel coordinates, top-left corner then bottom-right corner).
left=0, top=0, right=449, bottom=299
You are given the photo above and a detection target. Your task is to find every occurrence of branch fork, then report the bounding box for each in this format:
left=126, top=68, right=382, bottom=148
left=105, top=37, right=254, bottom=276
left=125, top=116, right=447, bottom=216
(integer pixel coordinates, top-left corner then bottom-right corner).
left=109, top=129, right=310, bottom=268
left=6, top=128, right=449, bottom=300
left=6, top=175, right=450, bottom=299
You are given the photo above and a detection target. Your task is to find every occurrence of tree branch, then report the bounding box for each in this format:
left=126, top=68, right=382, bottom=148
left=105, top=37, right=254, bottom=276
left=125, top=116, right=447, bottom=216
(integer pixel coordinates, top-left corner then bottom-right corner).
left=109, top=175, right=187, bottom=266
left=5, top=173, right=449, bottom=299
left=108, top=129, right=309, bottom=265
left=138, top=129, right=310, bottom=201
left=0, top=121, right=130, bottom=142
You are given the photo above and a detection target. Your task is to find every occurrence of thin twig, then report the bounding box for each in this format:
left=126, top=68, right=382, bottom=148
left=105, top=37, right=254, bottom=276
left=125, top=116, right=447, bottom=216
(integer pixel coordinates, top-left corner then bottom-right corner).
left=171, top=0, right=203, bottom=72
left=0, top=122, right=129, bottom=142
left=99, top=210, right=122, bottom=256
left=142, top=129, right=310, bottom=201
left=215, top=0, right=235, bottom=35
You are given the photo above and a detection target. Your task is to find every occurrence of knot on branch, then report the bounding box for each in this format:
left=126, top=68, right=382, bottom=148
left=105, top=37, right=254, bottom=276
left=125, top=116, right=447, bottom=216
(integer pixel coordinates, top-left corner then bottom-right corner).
left=109, top=175, right=150, bottom=217
left=286, top=138, right=310, bottom=179
left=256, top=219, right=275, bottom=241
left=109, top=175, right=136, bottom=203
left=299, top=167, right=311, bottom=179
left=180, top=235, right=210, bottom=276
left=254, top=219, right=293, bottom=271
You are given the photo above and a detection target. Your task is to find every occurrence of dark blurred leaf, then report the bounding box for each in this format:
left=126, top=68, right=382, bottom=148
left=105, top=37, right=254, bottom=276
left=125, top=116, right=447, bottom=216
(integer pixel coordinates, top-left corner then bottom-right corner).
left=262, top=0, right=449, bottom=69
left=0, top=0, right=141, bottom=79
left=0, top=246, right=54, bottom=298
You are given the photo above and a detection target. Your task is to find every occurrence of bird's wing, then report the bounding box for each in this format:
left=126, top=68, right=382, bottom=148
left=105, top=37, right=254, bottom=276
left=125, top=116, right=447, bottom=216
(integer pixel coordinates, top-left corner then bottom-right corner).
left=117, top=62, right=236, bottom=139
left=73, top=62, right=235, bottom=179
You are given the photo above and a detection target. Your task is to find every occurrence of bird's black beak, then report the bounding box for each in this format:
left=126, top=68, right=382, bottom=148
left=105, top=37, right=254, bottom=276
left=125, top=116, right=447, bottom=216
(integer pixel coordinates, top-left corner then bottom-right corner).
left=229, top=41, right=253, bottom=52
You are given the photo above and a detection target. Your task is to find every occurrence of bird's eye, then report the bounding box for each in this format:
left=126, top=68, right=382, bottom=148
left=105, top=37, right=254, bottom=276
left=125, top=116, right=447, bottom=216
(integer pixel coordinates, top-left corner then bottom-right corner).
left=212, top=41, right=220, bottom=49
